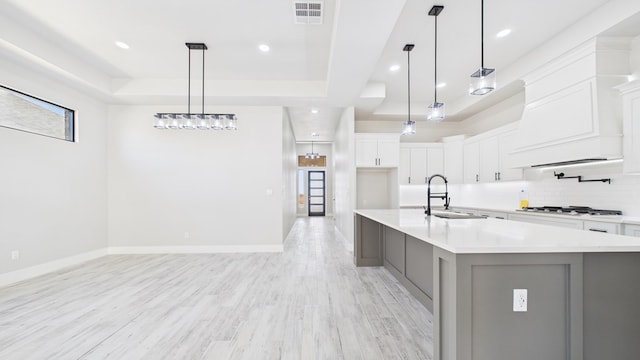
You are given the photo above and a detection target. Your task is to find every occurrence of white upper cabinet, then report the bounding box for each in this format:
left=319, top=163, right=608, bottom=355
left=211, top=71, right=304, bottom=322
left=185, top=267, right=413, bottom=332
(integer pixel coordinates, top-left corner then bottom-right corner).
left=463, top=141, right=480, bottom=184
left=409, top=147, right=428, bottom=184
left=443, top=135, right=465, bottom=184
left=479, top=136, right=500, bottom=182
left=355, top=133, right=400, bottom=168
left=464, top=123, right=523, bottom=183
left=399, top=148, right=411, bottom=185
left=618, top=80, right=640, bottom=174
left=399, top=143, right=444, bottom=184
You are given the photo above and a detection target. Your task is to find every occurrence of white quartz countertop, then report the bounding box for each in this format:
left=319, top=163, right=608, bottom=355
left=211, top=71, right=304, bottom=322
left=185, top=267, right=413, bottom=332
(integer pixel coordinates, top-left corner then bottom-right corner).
left=355, top=209, right=640, bottom=254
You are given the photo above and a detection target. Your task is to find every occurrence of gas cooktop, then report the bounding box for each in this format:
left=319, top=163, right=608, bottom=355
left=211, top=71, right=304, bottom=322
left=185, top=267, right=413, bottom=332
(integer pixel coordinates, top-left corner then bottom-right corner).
left=520, top=206, right=623, bottom=216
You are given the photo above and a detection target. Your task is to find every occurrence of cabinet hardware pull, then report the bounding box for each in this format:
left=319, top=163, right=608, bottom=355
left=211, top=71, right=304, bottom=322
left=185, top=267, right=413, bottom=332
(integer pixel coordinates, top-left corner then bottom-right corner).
left=498, top=172, right=501, bottom=181
left=476, top=174, right=479, bottom=182
left=588, top=228, right=608, bottom=233
left=408, top=177, right=411, bottom=184
left=494, top=172, right=497, bottom=181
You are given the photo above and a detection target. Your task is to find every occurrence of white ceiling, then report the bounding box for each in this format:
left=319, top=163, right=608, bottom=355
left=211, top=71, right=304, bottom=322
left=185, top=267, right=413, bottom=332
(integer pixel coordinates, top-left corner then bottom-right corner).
left=1, top=0, right=639, bottom=142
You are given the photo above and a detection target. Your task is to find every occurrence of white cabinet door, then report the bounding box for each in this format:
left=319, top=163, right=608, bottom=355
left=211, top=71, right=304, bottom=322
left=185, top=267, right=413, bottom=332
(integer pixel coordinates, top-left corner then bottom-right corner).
left=444, top=138, right=464, bottom=184
left=620, top=81, right=640, bottom=174
left=427, top=147, right=444, bottom=179
left=399, top=148, right=411, bottom=185
left=355, top=138, right=378, bottom=167
left=479, top=137, right=499, bottom=182
left=463, top=142, right=480, bottom=184
left=377, top=139, right=400, bottom=167
left=624, top=224, right=640, bottom=237
left=498, top=130, right=524, bottom=181
left=409, top=148, right=427, bottom=184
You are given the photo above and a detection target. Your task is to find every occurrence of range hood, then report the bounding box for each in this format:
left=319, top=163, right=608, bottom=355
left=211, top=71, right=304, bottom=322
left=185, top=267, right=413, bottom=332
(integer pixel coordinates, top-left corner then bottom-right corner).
left=509, top=38, right=630, bottom=168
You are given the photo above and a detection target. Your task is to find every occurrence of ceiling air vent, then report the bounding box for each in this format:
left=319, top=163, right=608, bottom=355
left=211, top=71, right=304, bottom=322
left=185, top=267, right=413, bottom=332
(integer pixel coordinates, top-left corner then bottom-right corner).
left=293, top=1, right=324, bottom=25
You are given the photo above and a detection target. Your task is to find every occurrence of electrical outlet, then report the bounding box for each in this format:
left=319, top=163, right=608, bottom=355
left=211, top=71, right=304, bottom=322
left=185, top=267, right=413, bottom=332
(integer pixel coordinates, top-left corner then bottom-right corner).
left=11, top=250, right=20, bottom=260
left=513, top=289, right=528, bottom=312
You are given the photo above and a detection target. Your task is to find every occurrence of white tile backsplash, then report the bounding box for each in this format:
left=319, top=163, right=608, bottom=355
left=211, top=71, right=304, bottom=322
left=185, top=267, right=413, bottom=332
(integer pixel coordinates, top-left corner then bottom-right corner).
left=400, top=163, right=640, bottom=216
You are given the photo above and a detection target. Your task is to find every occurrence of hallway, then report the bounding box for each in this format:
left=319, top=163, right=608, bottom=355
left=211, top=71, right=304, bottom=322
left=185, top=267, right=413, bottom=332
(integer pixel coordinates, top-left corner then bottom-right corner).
left=0, top=217, right=433, bottom=359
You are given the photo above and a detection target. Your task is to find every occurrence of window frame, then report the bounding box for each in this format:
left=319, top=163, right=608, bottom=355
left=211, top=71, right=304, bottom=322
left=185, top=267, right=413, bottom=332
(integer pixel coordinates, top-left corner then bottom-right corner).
left=0, top=84, right=75, bottom=142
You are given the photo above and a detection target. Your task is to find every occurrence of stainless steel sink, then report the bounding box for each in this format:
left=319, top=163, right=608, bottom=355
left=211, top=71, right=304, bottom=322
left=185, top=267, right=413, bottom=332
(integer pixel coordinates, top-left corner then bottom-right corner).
left=433, top=212, right=487, bottom=219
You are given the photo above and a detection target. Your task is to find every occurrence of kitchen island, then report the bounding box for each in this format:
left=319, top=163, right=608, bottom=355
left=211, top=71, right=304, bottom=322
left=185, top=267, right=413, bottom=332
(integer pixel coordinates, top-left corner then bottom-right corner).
left=354, top=208, right=640, bottom=360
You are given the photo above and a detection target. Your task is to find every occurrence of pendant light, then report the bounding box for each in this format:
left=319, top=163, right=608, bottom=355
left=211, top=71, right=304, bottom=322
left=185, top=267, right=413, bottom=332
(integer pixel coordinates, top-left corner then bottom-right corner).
left=305, top=141, right=320, bottom=159
left=154, top=43, right=238, bottom=130
left=469, top=0, right=496, bottom=95
left=427, top=5, right=445, bottom=121
left=401, top=44, right=416, bottom=135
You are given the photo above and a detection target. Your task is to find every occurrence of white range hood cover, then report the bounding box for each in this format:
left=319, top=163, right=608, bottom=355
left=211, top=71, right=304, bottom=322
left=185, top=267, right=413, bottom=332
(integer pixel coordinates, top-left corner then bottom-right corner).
left=510, top=38, right=630, bottom=168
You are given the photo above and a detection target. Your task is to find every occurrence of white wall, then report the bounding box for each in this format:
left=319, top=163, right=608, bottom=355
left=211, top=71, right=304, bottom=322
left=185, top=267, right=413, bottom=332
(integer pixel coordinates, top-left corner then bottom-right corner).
left=333, top=107, right=356, bottom=245
left=296, top=143, right=334, bottom=216
left=0, top=56, right=108, bottom=277
left=282, top=109, right=297, bottom=239
left=107, top=105, right=286, bottom=250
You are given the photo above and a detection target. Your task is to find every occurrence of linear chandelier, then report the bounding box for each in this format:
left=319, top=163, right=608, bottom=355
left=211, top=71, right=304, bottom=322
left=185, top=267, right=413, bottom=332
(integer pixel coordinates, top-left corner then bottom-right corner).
left=154, top=43, right=237, bottom=130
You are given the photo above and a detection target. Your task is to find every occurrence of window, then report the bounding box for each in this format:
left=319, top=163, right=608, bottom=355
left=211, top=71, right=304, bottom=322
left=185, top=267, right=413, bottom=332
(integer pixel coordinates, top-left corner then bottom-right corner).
left=0, top=85, right=75, bottom=141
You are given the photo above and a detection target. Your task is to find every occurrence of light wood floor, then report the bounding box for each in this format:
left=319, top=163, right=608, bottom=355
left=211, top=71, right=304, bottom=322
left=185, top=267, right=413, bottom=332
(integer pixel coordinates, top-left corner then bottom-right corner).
left=0, top=217, right=433, bottom=359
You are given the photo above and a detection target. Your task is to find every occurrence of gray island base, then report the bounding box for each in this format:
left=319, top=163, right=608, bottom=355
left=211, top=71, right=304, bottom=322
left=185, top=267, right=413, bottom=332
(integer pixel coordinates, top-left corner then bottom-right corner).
left=354, top=209, right=640, bottom=360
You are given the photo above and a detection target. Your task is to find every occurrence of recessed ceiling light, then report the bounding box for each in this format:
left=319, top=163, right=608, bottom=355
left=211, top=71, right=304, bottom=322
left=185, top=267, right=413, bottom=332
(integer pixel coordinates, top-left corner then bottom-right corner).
left=115, top=41, right=130, bottom=49
left=258, top=44, right=270, bottom=52
left=437, top=82, right=447, bottom=88
left=389, top=64, right=401, bottom=72
left=311, top=109, right=319, bottom=114
left=496, top=28, right=512, bottom=38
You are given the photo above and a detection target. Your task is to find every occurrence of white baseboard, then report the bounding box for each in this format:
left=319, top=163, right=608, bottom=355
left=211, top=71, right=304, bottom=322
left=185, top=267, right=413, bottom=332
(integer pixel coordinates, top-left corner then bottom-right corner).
left=0, top=245, right=284, bottom=288
left=0, top=248, right=108, bottom=288
left=107, top=244, right=284, bottom=254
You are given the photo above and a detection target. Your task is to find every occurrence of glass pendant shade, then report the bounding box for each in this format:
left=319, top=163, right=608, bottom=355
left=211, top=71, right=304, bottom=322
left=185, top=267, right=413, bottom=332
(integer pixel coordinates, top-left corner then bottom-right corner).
left=154, top=114, right=168, bottom=129
left=167, top=114, right=181, bottom=129
left=196, top=114, right=210, bottom=129
left=427, top=102, right=445, bottom=121
left=182, top=114, right=197, bottom=129
left=225, top=115, right=238, bottom=130
left=211, top=115, right=224, bottom=130
left=402, top=120, right=416, bottom=135
left=469, top=67, right=496, bottom=95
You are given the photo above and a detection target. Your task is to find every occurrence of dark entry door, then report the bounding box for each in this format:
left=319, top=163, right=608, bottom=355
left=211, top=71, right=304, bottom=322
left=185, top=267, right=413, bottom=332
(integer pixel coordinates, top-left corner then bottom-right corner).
left=308, top=171, right=325, bottom=216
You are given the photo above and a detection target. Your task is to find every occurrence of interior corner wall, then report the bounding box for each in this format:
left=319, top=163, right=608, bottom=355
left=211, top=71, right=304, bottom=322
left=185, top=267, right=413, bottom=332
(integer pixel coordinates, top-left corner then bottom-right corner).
left=282, top=109, right=297, bottom=239
left=0, top=56, right=108, bottom=278
left=333, top=107, right=356, bottom=245
left=107, top=105, right=285, bottom=249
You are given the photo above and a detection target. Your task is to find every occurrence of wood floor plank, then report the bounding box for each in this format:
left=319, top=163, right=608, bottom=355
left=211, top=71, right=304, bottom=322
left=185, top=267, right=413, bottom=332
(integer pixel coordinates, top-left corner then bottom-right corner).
left=0, top=217, right=433, bottom=360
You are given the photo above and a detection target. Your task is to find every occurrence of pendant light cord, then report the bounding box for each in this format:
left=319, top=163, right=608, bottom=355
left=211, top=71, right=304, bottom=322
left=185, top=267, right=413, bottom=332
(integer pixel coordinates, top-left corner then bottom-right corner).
left=202, top=47, right=205, bottom=115
left=480, top=0, right=484, bottom=69
left=407, top=48, right=411, bottom=122
left=434, top=14, right=438, bottom=103
left=187, top=47, right=191, bottom=115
